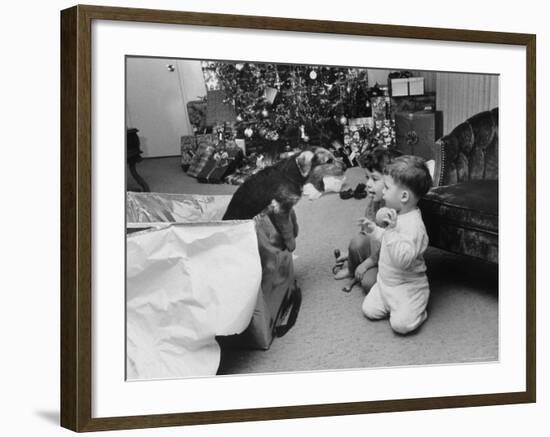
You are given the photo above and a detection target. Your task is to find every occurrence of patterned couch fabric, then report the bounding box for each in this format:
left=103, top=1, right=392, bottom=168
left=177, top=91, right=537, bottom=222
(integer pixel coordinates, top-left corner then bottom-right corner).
left=419, top=107, right=498, bottom=263
left=437, top=108, right=498, bottom=186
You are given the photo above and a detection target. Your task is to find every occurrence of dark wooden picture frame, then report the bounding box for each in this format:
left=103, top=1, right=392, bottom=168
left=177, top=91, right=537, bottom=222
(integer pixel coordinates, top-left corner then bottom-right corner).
left=61, top=4, right=536, bottom=432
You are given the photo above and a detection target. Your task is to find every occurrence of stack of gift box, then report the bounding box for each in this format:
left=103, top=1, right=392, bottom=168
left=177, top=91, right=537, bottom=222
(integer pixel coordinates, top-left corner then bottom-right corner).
left=182, top=115, right=311, bottom=185
left=182, top=120, right=287, bottom=185
left=181, top=122, right=246, bottom=184
left=224, top=143, right=304, bottom=185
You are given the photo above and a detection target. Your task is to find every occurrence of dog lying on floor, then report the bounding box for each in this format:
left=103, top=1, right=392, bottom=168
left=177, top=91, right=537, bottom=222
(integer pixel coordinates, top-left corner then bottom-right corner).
left=222, top=147, right=345, bottom=251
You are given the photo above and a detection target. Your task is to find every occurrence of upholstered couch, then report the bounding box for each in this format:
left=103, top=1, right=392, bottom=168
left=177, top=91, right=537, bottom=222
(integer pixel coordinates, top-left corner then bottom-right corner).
left=419, top=108, right=499, bottom=263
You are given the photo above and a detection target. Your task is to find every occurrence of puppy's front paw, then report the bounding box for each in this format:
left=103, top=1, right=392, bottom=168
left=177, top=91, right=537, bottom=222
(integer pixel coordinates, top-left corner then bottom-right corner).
left=284, top=237, right=296, bottom=252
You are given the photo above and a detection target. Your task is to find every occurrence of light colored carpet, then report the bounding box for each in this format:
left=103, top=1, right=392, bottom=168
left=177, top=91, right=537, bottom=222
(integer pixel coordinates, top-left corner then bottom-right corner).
left=127, top=157, right=498, bottom=375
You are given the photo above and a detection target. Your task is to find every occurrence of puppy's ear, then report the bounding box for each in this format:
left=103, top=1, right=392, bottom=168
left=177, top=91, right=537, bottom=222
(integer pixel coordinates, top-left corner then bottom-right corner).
left=296, top=150, right=314, bottom=177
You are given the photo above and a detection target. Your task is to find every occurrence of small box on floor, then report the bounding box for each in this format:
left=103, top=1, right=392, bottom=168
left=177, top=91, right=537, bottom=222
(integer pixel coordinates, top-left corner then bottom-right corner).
left=180, top=135, right=197, bottom=171
left=186, top=134, right=217, bottom=178
left=196, top=141, right=244, bottom=184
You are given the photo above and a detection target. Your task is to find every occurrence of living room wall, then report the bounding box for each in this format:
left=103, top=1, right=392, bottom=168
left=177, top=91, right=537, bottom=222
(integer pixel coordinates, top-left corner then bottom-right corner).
left=435, top=72, right=499, bottom=133
left=126, top=58, right=206, bottom=157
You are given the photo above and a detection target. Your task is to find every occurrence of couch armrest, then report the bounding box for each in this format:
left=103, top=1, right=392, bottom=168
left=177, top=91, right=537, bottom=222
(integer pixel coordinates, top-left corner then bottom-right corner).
left=432, top=108, right=498, bottom=187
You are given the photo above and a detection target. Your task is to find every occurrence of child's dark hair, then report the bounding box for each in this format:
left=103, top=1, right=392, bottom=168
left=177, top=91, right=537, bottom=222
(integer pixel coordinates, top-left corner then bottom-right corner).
left=359, top=147, right=402, bottom=173
left=384, top=155, right=432, bottom=198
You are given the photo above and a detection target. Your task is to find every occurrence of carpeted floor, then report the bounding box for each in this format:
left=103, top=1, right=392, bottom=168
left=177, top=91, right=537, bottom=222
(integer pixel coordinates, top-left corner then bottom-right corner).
left=127, top=157, right=498, bottom=375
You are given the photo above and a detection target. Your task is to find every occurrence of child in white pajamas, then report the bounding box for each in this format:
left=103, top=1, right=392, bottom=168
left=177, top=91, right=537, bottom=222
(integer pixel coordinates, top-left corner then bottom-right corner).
left=361, top=155, right=432, bottom=335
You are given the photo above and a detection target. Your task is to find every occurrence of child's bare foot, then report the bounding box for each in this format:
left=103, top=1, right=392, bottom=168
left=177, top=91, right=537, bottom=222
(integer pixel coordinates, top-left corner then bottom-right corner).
left=336, top=254, right=348, bottom=263
left=334, top=266, right=352, bottom=280
left=332, top=248, right=349, bottom=276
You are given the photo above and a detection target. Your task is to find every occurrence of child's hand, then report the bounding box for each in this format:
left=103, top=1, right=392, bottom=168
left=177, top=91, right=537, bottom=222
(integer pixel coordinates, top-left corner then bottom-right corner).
left=357, top=217, right=376, bottom=234
left=354, top=259, right=372, bottom=280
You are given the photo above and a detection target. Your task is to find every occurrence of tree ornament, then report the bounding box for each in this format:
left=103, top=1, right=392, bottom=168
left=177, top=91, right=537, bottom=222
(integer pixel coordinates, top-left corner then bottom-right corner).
left=244, top=127, right=253, bottom=138
left=274, top=70, right=282, bottom=90
left=309, top=70, right=317, bottom=80
left=264, top=87, right=278, bottom=104
left=299, top=124, right=306, bottom=139
left=235, top=63, right=244, bottom=71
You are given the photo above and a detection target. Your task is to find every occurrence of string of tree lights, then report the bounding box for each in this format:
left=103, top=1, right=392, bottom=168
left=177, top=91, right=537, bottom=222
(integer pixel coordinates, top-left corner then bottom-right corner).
left=203, top=61, right=373, bottom=148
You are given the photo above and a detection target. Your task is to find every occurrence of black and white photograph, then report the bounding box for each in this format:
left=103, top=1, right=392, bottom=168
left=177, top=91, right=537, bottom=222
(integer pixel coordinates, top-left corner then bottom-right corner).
left=2, top=0, right=546, bottom=433
left=125, top=57, right=499, bottom=381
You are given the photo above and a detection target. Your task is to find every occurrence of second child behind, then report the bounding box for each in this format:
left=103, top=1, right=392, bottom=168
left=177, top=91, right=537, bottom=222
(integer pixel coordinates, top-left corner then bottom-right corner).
left=333, top=147, right=400, bottom=291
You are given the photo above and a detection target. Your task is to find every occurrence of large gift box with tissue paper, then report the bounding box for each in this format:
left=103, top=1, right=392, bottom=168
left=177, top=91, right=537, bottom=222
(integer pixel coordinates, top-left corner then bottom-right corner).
left=126, top=192, right=300, bottom=380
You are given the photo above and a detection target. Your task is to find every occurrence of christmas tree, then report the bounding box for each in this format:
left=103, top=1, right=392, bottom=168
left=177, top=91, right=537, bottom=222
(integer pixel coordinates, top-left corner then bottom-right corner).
left=203, top=61, right=371, bottom=151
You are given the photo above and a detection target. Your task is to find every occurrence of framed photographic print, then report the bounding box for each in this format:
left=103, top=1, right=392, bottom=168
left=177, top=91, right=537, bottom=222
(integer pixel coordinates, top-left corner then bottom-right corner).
left=60, top=4, right=536, bottom=432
